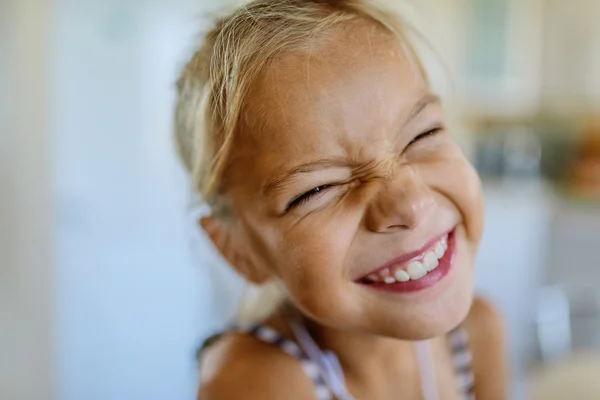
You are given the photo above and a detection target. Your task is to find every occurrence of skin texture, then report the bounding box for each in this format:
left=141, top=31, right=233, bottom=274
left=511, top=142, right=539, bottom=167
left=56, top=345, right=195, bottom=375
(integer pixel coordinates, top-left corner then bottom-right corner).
left=199, top=21, right=506, bottom=399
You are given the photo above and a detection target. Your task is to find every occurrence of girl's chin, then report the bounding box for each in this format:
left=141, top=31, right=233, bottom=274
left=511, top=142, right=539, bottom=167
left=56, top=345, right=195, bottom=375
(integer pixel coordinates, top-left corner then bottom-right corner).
left=376, top=317, right=467, bottom=341
left=372, top=287, right=475, bottom=340
left=400, top=310, right=471, bottom=340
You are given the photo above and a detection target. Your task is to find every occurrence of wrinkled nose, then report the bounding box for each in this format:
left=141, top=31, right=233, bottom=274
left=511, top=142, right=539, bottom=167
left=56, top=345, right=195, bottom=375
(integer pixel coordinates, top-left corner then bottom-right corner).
left=365, top=166, right=436, bottom=233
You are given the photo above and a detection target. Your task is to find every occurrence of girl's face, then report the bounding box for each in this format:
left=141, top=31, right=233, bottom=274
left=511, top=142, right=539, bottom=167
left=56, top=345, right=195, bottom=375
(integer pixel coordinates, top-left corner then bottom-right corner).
left=214, top=25, right=483, bottom=339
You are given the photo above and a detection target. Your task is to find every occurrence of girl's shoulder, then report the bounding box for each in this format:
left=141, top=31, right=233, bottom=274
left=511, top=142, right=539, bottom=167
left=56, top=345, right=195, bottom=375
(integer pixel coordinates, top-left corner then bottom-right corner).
left=198, top=332, right=317, bottom=400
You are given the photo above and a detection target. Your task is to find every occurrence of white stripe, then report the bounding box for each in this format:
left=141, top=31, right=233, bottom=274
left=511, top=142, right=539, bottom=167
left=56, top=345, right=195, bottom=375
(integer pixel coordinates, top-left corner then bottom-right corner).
left=457, top=372, right=474, bottom=390
left=301, top=360, right=321, bottom=380
left=315, top=384, right=333, bottom=400
left=256, top=327, right=279, bottom=342
left=453, top=351, right=472, bottom=368
left=281, top=340, right=303, bottom=358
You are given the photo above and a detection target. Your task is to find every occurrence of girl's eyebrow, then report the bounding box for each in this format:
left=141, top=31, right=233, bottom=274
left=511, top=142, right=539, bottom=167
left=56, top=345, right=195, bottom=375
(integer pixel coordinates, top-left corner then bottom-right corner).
left=263, top=158, right=351, bottom=195
left=402, top=93, right=440, bottom=128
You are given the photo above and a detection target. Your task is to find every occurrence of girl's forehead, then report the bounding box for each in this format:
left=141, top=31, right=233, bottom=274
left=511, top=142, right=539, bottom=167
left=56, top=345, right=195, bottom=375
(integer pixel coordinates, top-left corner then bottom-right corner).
left=231, top=27, right=428, bottom=186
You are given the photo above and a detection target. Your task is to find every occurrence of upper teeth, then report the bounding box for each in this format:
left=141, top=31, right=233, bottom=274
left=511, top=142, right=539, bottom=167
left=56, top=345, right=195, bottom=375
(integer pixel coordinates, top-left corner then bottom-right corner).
left=423, top=252, right=439, bottom=272
left=407, top=261, right=427, bottom=280
left=434, top=242, right=444, bottom=258
left=394, top=269, right=410, bottom=282
left=367, top=235, right=448, bottom=284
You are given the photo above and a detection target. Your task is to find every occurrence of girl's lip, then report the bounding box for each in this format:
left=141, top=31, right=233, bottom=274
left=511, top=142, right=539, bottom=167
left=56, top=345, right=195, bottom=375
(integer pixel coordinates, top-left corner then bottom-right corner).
left=355, top=228, right=455, bottom=282
left=358, top=229, right=456, bottom=293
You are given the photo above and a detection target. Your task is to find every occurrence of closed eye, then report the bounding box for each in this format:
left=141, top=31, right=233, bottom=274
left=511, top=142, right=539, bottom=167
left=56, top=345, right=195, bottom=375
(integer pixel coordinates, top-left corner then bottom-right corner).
left=287, top=184, right=333, bottom=210
left=408, top=127, right=443, bottom=146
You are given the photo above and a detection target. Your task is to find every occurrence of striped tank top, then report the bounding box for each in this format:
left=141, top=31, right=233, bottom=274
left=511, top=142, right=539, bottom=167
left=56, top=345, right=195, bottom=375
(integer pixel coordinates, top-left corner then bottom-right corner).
left=201, top=319, right=475, bottom=399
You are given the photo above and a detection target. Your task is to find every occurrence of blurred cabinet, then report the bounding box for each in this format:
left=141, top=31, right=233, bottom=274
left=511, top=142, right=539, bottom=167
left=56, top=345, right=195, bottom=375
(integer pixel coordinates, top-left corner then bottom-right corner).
left=416, top=0, right=600, bottom=116
left=460, top=0, right=544, bottom=117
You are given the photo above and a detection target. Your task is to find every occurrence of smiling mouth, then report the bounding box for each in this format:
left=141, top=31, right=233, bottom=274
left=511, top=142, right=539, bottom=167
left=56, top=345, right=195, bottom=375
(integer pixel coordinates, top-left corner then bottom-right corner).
left=357, top=229, right=456, bottom=292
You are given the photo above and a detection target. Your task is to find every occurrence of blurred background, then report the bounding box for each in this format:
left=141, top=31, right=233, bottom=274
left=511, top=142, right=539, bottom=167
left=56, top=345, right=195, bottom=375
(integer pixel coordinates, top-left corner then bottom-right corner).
left=1, top=0, right=599, bottom=399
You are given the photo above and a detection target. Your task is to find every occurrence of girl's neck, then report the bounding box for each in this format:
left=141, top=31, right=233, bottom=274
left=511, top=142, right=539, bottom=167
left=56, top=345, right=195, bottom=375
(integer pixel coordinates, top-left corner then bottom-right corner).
left=267, top=304, right=420, bottom=384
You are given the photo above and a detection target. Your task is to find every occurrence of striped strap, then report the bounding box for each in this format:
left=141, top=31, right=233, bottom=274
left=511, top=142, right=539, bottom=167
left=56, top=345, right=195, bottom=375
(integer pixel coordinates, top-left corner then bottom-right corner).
left=449, top=327, right=476, bottom=400
left=288, top=318, right=356, bottom=400
left=228, top=323, right=476, bottom=400
left=233, top=324, right=334, bottom=400
left=414, top=340, right=439, bottom=400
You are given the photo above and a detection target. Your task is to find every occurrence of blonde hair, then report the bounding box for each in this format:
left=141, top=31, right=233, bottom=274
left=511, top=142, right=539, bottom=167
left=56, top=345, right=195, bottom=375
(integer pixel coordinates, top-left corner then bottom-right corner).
left=176, top=0, right=429, bottom=323
left=175, top=0, right=427, bottom=210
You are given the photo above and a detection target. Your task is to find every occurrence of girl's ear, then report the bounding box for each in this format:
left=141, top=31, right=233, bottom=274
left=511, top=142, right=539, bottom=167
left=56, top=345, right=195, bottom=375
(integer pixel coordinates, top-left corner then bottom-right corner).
left=199, top=216, right=271, bottom=284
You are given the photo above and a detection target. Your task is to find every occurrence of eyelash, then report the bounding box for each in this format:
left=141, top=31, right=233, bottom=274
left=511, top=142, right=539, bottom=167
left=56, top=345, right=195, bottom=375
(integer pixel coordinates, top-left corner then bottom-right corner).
left=287, top=184, right=333, bottom=210
left=408, top=127, right=443, bottom=146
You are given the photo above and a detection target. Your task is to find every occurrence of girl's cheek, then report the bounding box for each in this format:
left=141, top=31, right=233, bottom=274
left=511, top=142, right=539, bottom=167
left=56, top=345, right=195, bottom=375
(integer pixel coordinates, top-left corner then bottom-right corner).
left=420, top=146, right=484, bottom=242
left=274, top=213, right=359, bottom=303
left=276, top=228, right=355, bottom=318
left=462, top=161, right=484, bottom=242
left=444, top=155, right=484, bottom=243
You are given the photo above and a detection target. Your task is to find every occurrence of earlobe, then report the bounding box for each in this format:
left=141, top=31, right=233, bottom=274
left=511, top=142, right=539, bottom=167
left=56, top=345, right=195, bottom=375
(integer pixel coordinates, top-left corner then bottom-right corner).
left=199, top=216, right=271, bottom=284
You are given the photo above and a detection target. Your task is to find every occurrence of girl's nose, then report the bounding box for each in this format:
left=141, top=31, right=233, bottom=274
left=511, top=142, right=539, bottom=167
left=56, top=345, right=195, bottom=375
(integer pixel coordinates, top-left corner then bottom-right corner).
left=365, top=166, right=436, bottom=233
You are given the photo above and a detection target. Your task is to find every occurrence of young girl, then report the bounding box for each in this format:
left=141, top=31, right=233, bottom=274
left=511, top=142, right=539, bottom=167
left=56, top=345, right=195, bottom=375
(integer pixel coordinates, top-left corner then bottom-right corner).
left=175, top=1, right=507, bottom=398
